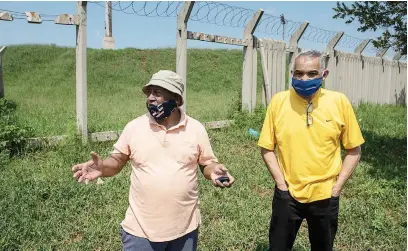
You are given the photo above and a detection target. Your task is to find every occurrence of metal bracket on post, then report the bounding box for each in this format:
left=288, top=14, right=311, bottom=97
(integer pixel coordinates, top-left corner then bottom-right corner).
left=76, top=1, right=88, bottom=143
left=176, top=1, right=195, bottom=112
left=354, top=39, right=371, bottom=54
left=376, top=47, right=389, bottom=58
left=242, top=9, right=264, bottom=113
left=54, top=14, right=79, bottom=25
left=0, top=46, right=7, bottom=99
left=25, top=12, right=42, bottom=23
left=287, top=21, right=309, bottom=88
left=0, top=12, right=13, bottom=21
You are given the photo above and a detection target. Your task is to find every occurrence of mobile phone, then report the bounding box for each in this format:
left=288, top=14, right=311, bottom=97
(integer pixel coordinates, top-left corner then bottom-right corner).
left=217, top=176, right=230, bottom=183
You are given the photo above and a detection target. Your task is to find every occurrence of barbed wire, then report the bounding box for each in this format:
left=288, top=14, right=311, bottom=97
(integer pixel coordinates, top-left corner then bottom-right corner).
left=364, top=42, right=381, bottom=54
left=89, top=1, right=182, bottom=17
left=336, top=34, right=364, bottom=49
left=0, top=2, right=393, bottom=49
left=90, top=1, right=256, bottom=28
left=189, top=1, right=253, bottom=28
left=2, top=16, right=58, bottom=22
left=301, top=25, right=338, bottom=44
left=0, top=8, right=24, bottom=15
left=88, top=1, right=346, bottom=43
left=256, top=15, right=302, bottom=38
left=384, top=48, right=396, bottom=58
left=383, top=48, right=407, bottom=60
left=0, top=8, right=59, bottom=18
left=0, top=8, right=26, bottom=19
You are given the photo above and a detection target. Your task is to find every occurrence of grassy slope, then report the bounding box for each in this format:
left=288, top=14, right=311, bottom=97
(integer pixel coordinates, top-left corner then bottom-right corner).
left=3, top=45, right=264, bottom=136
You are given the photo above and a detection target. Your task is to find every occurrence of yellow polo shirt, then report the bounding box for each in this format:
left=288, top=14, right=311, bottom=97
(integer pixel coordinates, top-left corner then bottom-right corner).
left=258, top=88, right=365, bottom=203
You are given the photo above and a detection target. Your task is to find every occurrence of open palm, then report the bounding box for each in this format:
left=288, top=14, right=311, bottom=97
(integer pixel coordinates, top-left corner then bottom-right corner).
left=72, top=152, right=103, bottom=184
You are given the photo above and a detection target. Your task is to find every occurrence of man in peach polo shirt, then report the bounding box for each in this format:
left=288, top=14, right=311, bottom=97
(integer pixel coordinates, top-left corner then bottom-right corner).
left=72, top=70, right=235, bottom=251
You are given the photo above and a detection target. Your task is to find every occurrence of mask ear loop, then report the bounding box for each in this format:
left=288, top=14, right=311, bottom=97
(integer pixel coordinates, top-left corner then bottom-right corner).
left=167, top=99, right=177, bottom=113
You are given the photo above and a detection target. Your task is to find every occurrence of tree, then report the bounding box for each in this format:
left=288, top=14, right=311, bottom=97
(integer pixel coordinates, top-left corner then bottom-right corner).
left=333, top=1, right=407, bottom=55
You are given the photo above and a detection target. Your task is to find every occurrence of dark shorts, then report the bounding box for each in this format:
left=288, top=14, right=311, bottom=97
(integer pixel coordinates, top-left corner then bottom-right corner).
left=120, top=227, right=198, bottom=251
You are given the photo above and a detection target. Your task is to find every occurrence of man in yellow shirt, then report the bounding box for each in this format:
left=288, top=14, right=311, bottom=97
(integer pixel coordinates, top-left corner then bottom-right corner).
left=258, top=50, right=365, bottom=251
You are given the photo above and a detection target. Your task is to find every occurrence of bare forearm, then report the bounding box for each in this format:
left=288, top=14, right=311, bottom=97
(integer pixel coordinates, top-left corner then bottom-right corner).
left=261, top=148, right=287, bottom=189
left=101, top=155, right=127, bottom=177
left=333, top=147, right=361, bottom=193
left=201, top=162, right=217, bottom=180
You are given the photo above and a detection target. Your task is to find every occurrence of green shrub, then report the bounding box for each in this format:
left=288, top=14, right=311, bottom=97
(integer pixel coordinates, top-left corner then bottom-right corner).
left=0, top=98, right=32, bottom=160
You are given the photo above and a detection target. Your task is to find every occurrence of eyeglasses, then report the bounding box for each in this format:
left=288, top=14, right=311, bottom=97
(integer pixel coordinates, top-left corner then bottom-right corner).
left=306, top=103, right=313, bottom=127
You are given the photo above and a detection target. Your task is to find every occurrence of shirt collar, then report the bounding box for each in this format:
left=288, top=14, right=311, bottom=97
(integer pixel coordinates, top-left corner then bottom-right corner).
left=147, top=107, right=187, bottom=130
left=290, top=87, right=323, bottom=105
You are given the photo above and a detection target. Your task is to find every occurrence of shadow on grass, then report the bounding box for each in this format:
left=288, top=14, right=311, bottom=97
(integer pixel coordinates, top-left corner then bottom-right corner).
left=255, top=242, right=305, bottom=251
left=255, top=243, right=268, bottom=251
left=360, top=130, right=407, bottom=182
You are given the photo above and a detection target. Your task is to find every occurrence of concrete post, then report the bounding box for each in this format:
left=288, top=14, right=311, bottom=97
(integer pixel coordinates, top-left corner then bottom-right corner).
left=102, top=1, right=115, bottom=49
left=324, top=32, right=344, bottom=90
left=242, top=9, right=263, bottom=113
left=354, top=39, right=371, bottom=54
left=76, top=1, right=88, bottom=143
left=0, top=46, right=7, bottom=99
left=287, top=21, right=309, bottom=89
left=176, top=1, right=195, bottom=112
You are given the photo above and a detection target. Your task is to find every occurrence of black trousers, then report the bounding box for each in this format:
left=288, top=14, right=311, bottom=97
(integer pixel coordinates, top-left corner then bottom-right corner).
left=269, top=187, right=339, bottom=251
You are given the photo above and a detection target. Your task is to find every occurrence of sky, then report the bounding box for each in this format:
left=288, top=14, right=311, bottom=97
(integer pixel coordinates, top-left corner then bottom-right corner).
left=0, top=1, right=399, bottom=58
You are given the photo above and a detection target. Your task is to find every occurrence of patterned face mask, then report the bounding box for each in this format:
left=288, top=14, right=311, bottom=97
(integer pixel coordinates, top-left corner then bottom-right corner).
left=146, top=100, right=177, bottom=121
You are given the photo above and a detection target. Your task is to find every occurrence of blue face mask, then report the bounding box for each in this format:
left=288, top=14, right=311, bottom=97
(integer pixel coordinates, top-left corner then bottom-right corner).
left=292, top=77, right=323, bottom=97
left=147, top=100, right=177, bottom=121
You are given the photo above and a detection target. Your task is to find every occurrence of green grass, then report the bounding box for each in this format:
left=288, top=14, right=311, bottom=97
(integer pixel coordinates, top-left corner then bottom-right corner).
left=3, top=45, right=261, bottom=136
left=1, top=45, right=406, bottom=250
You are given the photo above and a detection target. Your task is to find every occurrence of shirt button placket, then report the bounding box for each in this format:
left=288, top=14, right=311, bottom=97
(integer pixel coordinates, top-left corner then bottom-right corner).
left=163, top=130, right=169, bottom=148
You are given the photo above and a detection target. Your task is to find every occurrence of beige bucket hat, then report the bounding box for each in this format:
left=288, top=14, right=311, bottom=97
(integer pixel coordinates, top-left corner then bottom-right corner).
left=142, top=70, right=185, bottom=99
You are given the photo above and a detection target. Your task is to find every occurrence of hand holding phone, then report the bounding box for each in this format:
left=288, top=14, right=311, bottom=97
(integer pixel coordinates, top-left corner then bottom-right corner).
left=216, top=176, right=230, bottom=183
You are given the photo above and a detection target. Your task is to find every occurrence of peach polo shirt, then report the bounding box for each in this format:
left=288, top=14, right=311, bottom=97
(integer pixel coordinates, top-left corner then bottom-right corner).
left=113, top=110, right=218, bottom=242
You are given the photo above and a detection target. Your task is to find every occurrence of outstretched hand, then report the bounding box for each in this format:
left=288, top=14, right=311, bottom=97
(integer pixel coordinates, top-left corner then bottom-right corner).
left=72, top=152, right=103, bottom=184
